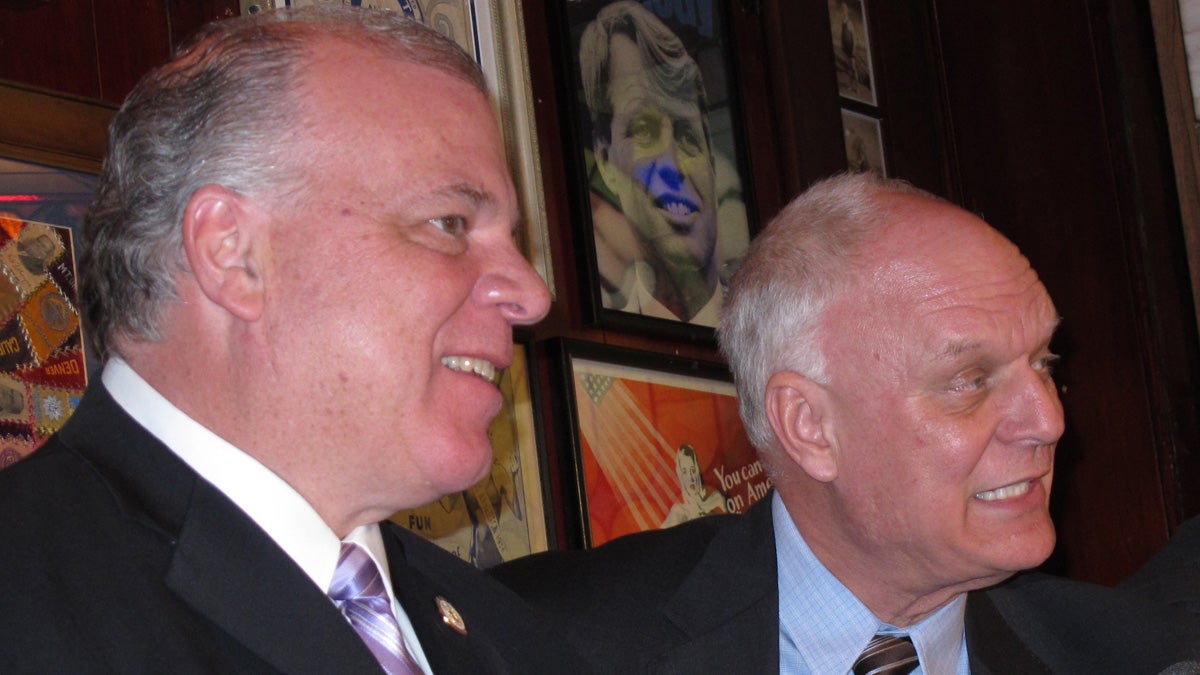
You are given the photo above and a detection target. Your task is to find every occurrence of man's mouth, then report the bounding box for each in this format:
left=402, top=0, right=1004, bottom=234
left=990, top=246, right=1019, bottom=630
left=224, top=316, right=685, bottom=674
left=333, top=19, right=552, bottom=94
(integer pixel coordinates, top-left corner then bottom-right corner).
left=974, top=480, right=1033, bottom=502
left=655, top=195, right=699, bottom=229
left=441, top=356, right=498, bottom=384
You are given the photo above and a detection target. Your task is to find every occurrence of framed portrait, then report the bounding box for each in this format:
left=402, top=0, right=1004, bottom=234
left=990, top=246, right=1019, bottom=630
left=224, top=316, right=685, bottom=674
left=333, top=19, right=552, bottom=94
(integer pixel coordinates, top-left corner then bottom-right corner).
left=829, top=0, right=877, bottom=106
left=390, top=335, right=551, bottom=568
left=554, top=339, right=767, bottom=549
left=840, top=108, right=886, bottom=176
left=554, top=1, right=756, bottom=339
left=238, top=0, right=555, bottom=296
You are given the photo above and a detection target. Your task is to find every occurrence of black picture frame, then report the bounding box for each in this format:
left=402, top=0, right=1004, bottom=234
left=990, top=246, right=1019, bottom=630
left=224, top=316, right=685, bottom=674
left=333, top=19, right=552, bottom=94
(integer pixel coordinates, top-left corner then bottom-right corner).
left=551, top=338, right=764, bottom=549
left=551, top=0, right=758, bottom=342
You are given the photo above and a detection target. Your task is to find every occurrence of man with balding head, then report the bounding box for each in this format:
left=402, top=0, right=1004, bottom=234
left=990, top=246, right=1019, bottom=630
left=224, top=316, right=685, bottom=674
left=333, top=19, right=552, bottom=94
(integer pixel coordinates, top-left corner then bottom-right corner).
left=495, top=173, right=1200, bottom=673
left=0, top=7, right=586, bottom=673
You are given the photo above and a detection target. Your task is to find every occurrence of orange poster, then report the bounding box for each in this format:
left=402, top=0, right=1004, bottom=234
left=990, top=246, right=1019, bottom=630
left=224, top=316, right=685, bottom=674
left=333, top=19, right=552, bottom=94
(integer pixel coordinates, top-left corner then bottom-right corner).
left=568, top=349, right=768, bottom=547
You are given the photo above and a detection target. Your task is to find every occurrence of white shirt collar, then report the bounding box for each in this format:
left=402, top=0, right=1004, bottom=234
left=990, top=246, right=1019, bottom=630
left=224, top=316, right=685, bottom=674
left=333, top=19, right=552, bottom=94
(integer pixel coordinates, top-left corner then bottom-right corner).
left=101, top=357, right=431, bottom=672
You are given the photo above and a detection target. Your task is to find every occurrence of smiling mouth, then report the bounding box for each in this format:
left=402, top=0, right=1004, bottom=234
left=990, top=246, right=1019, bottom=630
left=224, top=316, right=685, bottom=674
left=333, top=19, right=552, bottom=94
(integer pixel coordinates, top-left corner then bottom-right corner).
left=974, top=480, right=1033, bottom=501
left=655, top=195, right=699, bottom=229
left=441, top=356, right=498, bottom=385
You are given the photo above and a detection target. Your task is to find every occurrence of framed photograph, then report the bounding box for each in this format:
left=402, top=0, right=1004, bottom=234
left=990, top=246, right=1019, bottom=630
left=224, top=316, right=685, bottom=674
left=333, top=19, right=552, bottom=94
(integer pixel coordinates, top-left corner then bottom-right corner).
left=555, top=339, right=767, bottom=549
left=841, top=108, right=886, bottom=176
left=829, top=0, right=877, bottom=106
left=554, top=1, right=755, bottom=338
left=390, top=335, right=550, bottom=567
left=239, top=0, right=555, bottom=296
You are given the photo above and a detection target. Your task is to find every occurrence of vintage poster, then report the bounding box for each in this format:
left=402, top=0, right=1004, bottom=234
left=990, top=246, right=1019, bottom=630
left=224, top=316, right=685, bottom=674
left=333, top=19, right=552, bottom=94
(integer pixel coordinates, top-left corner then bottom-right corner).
left=570, top=356, right=768, bottom=547
left=0, top=214, right=87, bottom=469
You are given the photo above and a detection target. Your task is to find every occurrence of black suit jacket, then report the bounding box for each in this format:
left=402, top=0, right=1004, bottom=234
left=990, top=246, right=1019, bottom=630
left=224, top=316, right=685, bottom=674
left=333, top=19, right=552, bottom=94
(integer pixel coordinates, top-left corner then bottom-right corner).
left=1123, top=515, right=1200, bottom=614
left=493, top=493, right=1200, bottom=674
left=0, top=385, right=588, bottom=674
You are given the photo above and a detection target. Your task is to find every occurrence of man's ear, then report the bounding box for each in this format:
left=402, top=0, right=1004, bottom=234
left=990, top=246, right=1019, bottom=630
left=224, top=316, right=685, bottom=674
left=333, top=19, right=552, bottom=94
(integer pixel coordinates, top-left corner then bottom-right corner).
left=180, top=185, right=265, bottom=322
left=764, top=370, right=838, bottom=482
left=593, top=135, right=626, bottom=196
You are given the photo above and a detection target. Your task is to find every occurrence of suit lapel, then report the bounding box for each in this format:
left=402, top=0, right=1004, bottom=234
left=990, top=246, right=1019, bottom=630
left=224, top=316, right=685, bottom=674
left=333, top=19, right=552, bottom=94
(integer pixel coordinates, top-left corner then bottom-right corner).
left=64, top=386, right=380, bottom=674
left=165, top=478, right=383, bottom=674
left=964, top=590, right=1051, bottom=675
left=655, top=496, right=780, bottom=674
left=381, top=525, right=505, bottom=672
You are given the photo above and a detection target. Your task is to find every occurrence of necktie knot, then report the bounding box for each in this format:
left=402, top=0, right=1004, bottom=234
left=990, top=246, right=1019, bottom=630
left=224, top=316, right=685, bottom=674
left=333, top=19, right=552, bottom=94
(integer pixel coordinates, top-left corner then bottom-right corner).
left=329, top=542, right=420, bottom=675
left=330, top=542, right=389, bottom=607
left=853, top=633, right=919, bottom=675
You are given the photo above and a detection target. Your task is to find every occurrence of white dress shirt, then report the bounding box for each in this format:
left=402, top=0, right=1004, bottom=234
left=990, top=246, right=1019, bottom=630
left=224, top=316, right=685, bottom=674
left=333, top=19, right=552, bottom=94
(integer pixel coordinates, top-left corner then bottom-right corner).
left=102, top=357, right=432, bottom=674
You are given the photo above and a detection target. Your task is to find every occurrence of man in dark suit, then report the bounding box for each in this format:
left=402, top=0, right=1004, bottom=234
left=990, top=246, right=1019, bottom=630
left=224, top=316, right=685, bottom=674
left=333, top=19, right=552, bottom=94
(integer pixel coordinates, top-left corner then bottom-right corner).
left=0, top=7, right=585, bottom=673
left=1124, top=514, right=1200, bottom=614
left=494, top=173, right=1200, bottom=673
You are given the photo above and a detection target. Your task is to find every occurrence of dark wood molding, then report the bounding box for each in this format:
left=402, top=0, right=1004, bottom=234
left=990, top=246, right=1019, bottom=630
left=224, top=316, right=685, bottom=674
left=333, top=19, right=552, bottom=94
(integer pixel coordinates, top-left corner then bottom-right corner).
left=0, top=81, right=115, bottom=173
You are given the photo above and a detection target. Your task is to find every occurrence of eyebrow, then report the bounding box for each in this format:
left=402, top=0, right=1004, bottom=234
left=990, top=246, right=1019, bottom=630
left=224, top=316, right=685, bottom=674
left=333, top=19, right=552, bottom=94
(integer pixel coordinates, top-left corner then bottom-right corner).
left=433, top=182, right=492, bottom=209
left=937, top=340, right=983, bottom=362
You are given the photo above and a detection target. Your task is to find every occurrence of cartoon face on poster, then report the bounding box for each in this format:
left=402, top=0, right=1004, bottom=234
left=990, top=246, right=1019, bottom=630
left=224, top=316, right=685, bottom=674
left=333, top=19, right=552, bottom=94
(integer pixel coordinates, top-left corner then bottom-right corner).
left=0, top=214, right=87, bottom=469
left=570, top=357, right=769, bottom=547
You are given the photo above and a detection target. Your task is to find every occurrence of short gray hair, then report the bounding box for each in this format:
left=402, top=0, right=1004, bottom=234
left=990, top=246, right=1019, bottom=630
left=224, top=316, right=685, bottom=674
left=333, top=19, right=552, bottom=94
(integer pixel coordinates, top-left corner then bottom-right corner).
left=81, top=6, right=485, bottom=361
left=717, top=172, right=938, bottom=451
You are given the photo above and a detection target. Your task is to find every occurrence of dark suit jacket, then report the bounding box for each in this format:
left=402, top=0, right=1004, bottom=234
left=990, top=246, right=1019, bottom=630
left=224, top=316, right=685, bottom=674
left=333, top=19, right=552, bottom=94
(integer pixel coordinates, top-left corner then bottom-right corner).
left=0, top=384, right=588, bottom=674
left=493, top=493, right=1200, bottom=674
left=1123, top=515, right=1200, bottom=614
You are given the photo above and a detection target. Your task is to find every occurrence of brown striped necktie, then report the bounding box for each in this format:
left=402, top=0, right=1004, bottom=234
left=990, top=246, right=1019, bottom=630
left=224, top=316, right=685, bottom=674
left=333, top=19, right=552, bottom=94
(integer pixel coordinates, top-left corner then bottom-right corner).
left=853, top=633, right=919, bottom=675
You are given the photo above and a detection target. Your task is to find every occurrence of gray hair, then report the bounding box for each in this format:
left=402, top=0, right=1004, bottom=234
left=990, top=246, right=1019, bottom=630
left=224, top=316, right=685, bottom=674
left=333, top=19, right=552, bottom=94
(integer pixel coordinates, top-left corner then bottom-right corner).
left=81, top=6, right=485, bottom=361
left=717, top=172, right=938, bottom=451
left=578, top=0, right=707, bottom=144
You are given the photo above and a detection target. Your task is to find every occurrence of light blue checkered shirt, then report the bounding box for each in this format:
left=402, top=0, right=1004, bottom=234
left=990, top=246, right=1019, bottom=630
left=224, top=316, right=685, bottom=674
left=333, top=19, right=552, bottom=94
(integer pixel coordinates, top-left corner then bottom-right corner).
left=773, top=493, right=971, bottom=675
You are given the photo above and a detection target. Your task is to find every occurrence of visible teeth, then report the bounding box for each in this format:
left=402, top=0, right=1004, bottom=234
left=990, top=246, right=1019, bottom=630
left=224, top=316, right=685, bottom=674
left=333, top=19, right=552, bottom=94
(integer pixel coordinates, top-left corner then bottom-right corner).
left=665, top=202, right=691, bottom=217
left=975, top=481, right=1032, bottom=501
left=442, top=356, right=497, bottom=383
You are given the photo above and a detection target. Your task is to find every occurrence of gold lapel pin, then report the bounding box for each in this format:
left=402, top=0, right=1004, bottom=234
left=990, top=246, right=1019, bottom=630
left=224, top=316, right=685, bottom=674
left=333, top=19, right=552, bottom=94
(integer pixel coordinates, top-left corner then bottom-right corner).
left=436, top=596, right=466, bottom=635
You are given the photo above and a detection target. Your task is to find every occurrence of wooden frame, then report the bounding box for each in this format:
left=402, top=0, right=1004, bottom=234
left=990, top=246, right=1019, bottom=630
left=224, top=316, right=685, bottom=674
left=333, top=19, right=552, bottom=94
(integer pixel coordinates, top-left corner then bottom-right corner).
left=554, top=339, right=763, bottom=548
left=390, top=334, right=552, bottom=567
left=552, top=0, right=756, bottom=340
left=0, top=82, right=114, bottom=173
left=239, top=0, right=556, bottom=295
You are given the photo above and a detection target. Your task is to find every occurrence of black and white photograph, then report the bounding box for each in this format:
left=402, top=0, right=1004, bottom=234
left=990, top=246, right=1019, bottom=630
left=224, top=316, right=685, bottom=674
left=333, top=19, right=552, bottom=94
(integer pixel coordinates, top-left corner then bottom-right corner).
left=841, top=108, right=886, bottom=176
left=829, top=0, right=876, bottom=106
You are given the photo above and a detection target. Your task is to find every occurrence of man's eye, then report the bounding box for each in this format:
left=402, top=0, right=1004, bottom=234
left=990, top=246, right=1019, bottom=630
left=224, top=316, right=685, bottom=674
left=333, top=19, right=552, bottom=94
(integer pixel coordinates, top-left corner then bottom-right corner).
left=629, top=116, right=661, bottom=145
left=950, top=371, right=987, bottom=393
left=428, top=215, right=467, bottom=235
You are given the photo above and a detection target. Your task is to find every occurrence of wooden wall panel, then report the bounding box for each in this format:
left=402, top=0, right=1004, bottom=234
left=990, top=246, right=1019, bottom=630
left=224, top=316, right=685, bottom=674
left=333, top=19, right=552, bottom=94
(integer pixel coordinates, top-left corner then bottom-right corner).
left=0, top=1, right=102, bottom=99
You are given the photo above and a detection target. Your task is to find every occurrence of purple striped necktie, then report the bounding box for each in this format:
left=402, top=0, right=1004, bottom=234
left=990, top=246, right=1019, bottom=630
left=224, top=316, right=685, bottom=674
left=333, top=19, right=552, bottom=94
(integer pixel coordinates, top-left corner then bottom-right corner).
left=328, top=542, right=422, bottom=675
left=853, top=633, right=919, bottom=675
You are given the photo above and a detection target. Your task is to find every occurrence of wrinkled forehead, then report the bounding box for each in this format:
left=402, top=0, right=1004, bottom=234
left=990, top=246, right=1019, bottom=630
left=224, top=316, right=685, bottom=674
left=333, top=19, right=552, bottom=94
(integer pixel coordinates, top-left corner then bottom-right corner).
left=827, top=195, right=1060, bottom=351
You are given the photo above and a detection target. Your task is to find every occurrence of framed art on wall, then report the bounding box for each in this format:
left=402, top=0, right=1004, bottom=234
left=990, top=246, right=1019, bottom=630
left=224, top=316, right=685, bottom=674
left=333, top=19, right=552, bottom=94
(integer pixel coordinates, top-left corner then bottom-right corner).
left=554, top=0, right=755, bottom=339
left=840, top=108, right=886, bottom=176
left=554, top=339, right=767, bottom=549
left=829, top=0, right=876, bottom=106
left=239, top=0, right=555, bottom=296
left=390, top=335, right=551, bottom=567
